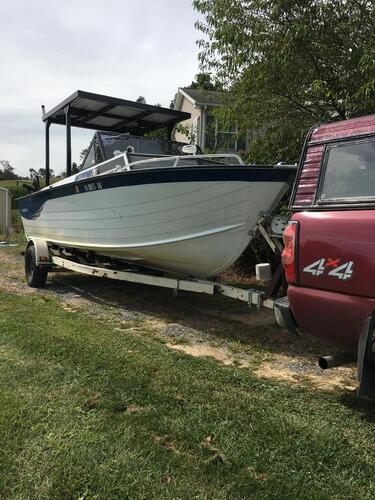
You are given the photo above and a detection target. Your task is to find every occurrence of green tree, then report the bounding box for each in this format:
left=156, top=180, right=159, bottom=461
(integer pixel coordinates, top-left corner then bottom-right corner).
left=189, top=72, right=222, bottom=91
left=170, top=72, right=222, bottom=109
left=37, top=168, right=54, bottom=178
left=193, top=0, right=375, bottom=163
left=0, top=161, right=19, bottom=180
left=29, top=168, right=37, bottom=179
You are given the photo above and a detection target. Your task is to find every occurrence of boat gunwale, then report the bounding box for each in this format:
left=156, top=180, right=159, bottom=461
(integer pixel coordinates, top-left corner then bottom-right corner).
left=16, top=164, right=296, bottom=204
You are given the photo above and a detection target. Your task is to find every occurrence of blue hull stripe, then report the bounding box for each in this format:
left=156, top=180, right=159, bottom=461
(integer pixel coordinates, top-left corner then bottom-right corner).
left=16, top=166, right=294, bottom=221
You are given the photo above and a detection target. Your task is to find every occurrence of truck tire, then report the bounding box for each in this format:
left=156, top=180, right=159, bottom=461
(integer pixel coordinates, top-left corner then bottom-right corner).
left=25, top=243, right=48, bottom=288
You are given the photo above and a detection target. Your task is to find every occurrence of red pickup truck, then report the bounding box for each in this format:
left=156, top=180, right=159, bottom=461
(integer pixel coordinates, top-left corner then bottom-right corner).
left=274, top=114, right=375, bottom=396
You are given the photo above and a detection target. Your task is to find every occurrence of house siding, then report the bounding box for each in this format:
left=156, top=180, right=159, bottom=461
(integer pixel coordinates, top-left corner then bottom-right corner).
left=173, top=97, right=201, bottom=144
left=173, top=88, right=250, bottom=153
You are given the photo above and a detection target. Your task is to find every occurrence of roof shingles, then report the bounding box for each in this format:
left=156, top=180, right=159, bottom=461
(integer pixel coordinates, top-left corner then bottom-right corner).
left=180, top=87, right=224, bottom=106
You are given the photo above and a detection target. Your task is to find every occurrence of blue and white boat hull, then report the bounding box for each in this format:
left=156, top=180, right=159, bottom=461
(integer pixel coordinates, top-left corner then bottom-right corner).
left=17, top=166, right=292, bottom=277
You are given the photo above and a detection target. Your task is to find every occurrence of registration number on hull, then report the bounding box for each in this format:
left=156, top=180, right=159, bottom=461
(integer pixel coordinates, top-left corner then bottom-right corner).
left=75, top=181, right=103, bottom=194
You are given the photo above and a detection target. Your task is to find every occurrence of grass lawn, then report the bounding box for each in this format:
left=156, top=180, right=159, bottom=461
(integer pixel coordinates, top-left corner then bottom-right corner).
left=0, top=180, right=22, bottom=187
left=1, top=288, right=375, bottom=499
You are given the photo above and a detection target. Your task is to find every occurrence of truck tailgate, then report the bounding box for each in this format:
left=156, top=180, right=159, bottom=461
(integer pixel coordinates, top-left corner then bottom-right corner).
left=293, top=210, right=375, bottom=298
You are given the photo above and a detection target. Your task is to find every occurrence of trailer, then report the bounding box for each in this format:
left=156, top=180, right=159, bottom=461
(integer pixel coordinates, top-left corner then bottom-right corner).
left=23, top=214, right=288, bottom=311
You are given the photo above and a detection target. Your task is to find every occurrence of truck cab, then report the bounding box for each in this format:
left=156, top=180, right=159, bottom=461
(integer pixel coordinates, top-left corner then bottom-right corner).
left=275, top=115, right=375, bottom=395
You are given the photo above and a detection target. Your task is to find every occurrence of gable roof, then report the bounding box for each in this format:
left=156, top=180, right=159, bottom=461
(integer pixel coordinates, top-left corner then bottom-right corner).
left=175, top=87, right=224, bottom=110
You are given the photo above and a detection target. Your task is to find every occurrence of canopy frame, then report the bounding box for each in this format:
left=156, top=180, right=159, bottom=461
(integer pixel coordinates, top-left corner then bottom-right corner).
left=41, top=90, right=191, bottom=185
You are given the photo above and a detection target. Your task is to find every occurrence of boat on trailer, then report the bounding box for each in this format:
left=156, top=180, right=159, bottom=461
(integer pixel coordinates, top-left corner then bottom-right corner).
left=17, top=90, right=295, bottom=278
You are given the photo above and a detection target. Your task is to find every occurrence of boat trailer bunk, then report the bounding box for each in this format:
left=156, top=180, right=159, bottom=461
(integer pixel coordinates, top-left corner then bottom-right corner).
left=24, top=213, right=287, bottom=311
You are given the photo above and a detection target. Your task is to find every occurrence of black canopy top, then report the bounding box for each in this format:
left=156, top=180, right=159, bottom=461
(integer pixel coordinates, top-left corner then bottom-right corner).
left=42, top=90, right=191, bottom=135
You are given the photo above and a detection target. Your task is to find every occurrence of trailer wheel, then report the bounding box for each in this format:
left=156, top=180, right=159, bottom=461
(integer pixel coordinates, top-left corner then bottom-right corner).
left=25, top=243, right=48, bottom=288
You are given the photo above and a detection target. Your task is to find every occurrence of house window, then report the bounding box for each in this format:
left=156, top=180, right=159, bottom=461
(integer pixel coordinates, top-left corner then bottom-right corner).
left=205, top=114, right=246, bottom=152
left=205, top=115, right=216, bottom=150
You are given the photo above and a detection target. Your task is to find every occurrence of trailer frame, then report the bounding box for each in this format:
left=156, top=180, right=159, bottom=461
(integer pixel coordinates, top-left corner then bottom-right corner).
left=25, top=238, right=276, bottom=311
left=50, top=255, right=273, bottom=310
left=24, top=213, right=288, bottom=311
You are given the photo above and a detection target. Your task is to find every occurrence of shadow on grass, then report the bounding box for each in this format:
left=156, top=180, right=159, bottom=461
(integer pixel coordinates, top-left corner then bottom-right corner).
left=46, top=271, right=332, bottom=361
left=338, top=392, right=375, bottom=421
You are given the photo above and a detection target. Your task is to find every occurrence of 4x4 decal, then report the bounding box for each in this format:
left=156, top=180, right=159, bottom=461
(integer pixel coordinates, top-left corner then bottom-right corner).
left=303, top=259, right=354, bottom=280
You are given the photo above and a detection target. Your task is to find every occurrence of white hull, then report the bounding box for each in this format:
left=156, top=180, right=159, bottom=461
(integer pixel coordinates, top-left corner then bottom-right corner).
left=20, top=175, right=290, bottom=277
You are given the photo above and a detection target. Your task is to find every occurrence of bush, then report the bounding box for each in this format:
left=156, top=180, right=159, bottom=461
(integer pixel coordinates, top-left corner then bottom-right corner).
left=12, top=209, right=24, bottom=234
left=7, top=185, right=29, bottom=208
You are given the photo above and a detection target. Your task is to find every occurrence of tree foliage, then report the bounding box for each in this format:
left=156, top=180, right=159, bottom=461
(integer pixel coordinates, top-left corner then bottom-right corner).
left=189, top=72, right=223, bottom=91
left=193, top=0, right=375, bottom=163
left=170, top=72, right=222, bottom=109
left=29, top=167, right=54, bottom=179
left=0, top=161, right=19, bottom=180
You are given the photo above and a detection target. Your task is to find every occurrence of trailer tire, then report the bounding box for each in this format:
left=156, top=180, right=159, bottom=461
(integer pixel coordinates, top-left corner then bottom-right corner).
left=25, top=243, right=48, bottom=288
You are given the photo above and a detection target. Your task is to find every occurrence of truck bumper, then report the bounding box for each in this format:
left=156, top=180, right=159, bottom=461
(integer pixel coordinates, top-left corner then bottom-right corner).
left=274, top=296, right=299, bottom=335
left=287, top=285, right=375, bottom=352
left=277, top=289, right=375, bottom=399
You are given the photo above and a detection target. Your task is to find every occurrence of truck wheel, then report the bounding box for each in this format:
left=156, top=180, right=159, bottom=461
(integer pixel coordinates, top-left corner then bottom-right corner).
left=25, top=243, right=48, bottom=288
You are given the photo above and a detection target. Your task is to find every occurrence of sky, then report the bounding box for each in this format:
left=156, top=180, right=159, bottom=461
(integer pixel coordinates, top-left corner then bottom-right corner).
left=0, top=0, right=202, bottom=177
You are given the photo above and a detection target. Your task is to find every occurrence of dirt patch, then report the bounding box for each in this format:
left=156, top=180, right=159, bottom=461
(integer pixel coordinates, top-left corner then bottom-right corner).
left=200, top=308, right=276, bottom=328
left=201, top=435, right=229, bottom=465
left=166, top=342, right=250, bottom=368
left=256, top=355, right=357, bottom=392
left=0, top=274, right=36, bottom=296
left=154, top=435, right=180, bottom=454
left=246, top=466, right=267, bottom=481
left=217, top=270, right=260, bottom=286
left=166, top=342, right=357, bottom=393
left=159, top=323, right=207, bottom=341
left=125, top=403, right=145, bottom=414
left=0, top=249, right=35, bottom=296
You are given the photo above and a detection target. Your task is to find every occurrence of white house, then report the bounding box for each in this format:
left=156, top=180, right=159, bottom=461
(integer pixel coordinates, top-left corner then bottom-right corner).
left=173, top=87, right=247, bottom=153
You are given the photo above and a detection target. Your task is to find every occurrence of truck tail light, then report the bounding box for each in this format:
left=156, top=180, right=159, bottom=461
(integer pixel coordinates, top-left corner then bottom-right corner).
left=282, top=221, right=299, bottom=284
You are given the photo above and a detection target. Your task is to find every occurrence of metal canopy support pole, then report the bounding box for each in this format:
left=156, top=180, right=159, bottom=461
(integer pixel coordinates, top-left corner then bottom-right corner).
left=45, top=120, right=51, bottom=186
left=64, top=105, right=72, bottom=177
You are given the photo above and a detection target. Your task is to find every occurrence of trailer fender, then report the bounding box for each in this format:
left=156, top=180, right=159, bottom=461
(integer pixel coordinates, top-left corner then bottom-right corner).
left=26, top=238, right=50, bottom=267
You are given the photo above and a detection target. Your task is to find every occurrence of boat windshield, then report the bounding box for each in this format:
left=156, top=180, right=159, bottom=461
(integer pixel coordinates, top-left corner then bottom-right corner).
left=127, top=154, right=242, bottom=169
left=100, top=133, right=194, bottom=157
left=81, top=132, right=202, bottom=171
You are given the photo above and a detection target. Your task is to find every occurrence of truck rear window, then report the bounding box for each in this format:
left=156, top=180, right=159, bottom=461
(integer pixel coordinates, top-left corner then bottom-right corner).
left=319, top=138, right=375, bottom=202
